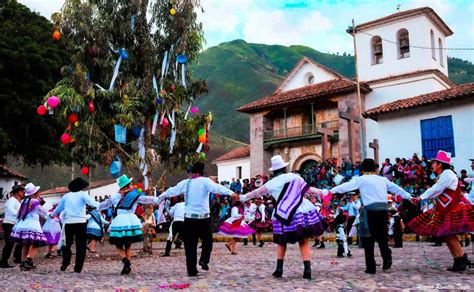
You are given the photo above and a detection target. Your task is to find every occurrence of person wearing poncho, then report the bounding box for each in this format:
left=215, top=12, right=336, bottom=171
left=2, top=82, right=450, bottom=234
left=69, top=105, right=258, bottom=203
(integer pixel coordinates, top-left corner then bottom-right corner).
left=330, top=159, right=412, bottom=274
left=98, top=175, right=160, bottom=275
left=409, top=151, right=474, bottom=272
left=239, top=155, right=326, bottom=280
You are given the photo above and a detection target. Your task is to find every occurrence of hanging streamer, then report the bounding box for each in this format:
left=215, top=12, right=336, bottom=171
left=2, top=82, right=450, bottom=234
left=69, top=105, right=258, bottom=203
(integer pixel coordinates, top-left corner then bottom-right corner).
left=196, top=142, right=203, bottom=153
left=168, top=110, right=176, bottom=153
left=181, top=63, right=186, bottom=88
left=184, top=101, right=193, bottom=120
left=160, top=51, right=168, bottom=90
left=151, top=112, right=159, bottom=135
left=130, top=15, right=135, bottom=32
left=108, top=45, right=128, bottom=91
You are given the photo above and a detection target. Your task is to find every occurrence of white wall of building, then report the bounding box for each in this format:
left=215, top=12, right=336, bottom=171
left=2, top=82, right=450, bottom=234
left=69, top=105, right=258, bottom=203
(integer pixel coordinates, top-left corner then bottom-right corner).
left=0, top=178, right=22, bottom=200
left=376, top=102, right=474, bottom=171
left=216, top=158, right=250, bottom=183
left=282, top=62, right=337, bottom=92
left=355, top=15, right=449, bottom=82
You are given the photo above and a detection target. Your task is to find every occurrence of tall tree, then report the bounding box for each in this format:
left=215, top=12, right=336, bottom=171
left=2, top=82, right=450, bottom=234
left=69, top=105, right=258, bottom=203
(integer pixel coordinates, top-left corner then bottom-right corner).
left=43, top=0, right=210, bottom=252
left=0, top=0, right=71, bottom=165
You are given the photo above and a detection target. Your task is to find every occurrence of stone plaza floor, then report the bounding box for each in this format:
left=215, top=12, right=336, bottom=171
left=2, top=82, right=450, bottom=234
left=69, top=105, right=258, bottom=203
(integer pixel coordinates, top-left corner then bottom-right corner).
left=0, top=240, right=473, bottom=291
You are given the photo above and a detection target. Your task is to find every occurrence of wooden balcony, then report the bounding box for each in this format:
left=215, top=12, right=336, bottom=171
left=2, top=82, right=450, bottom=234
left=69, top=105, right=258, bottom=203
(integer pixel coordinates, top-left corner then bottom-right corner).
left=263, top=120, right=339, bottom=148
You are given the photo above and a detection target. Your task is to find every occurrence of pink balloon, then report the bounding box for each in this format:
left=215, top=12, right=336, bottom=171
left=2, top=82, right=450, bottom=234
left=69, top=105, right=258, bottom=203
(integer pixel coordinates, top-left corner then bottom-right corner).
left=190, top=106, right=199, bottom=114
left=47, top=96, right=60, bottom=108
left=61, top=133, right=71, bottom=144
left=161, top=117, right=169, bottom=127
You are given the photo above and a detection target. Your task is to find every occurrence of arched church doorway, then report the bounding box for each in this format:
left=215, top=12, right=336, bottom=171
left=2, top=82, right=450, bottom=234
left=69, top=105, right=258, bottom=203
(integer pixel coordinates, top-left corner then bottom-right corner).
left=292, top=152, right=322, bottom=173
left=299, top=159, right=318, bottom=174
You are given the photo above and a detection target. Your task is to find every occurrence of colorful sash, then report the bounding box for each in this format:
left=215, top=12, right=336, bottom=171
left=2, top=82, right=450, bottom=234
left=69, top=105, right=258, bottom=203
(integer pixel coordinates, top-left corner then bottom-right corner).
left=89, top=209, right=104, bottom=234
left=117, top=190, right=143, bottom=210
left=274, top=178, right=310, bottom=225
left=18, top=197, right=40, bottom=221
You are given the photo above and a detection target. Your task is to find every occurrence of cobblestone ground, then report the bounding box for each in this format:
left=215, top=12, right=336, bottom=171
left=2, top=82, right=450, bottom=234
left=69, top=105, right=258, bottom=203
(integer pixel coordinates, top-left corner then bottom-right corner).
left=0, top=240, right=473, bottom=291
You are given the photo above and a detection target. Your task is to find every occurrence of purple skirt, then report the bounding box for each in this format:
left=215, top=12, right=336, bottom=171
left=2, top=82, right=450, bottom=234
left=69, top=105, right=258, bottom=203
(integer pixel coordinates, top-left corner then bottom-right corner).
left=11, top=230, right=47, bottom=247
left=272, top=209, right=325, bottom=245
left=219, top=222, right=256, bottom=238
left=44, top=232, right=61, bottom=245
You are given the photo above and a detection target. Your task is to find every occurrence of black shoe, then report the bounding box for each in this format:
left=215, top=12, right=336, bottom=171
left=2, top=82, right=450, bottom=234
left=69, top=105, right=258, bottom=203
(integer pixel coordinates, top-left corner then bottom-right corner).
left=448, top=253, right=472, bottom=272
left=199, top=261, right=209, bottom=270
left=60, top=264, right=68, bottom=271
left=382, top=260, right=392, bottom=270
left=303, top=261, right=311, bottom=279
left=121, top=258, right=131, bottom=275
left=272, top=259, right=283, bottom=278
left=431, top=243, right=442, bottom=246
left=347, top=252, right=352, bottom=257
left=243, top=239, right=248, bottom=246
left=188, top=270, right=199, bottom=277
left=0, top=262, right=14, bottom=268
left=259, top=240, right=264, bottom=247
left=447, top=257, right=463, bottom=272
left=160, top=253, right=170, bottom=257
left=23, top=258, right=36, bottom=270
left=20, top=262, right=33, bottom=271
left=365, top=269, right=376, bottom=274
left=317, top=242, right=325, bottom=249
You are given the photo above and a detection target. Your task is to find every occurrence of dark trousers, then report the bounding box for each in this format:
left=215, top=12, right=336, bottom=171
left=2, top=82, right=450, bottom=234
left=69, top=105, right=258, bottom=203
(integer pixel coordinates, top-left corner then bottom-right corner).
left=182, top=218, right=213, bottom=275
left=361, top=210, right=392, bottom=272
left=1, top=223, right=22, bottom=264
left=165, top=221, right=184, bottom=254
left=347, top=216, right=356, bottom=245
left=62, top=223, right=87, bottom=273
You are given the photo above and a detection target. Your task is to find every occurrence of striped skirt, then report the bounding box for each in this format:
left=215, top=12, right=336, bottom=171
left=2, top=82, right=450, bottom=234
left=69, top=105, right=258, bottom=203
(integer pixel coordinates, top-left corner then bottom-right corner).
left=272, top=209, right=325, bottom=245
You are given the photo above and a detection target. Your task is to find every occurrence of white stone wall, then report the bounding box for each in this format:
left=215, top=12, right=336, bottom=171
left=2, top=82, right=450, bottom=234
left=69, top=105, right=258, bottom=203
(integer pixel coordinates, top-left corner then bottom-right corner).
left=215, top=158, right=251, bottom=182
left=355, top=15, right=449, bottom=82
left=0, top=178, right=22, bottom=200
left=376, top=102, right=474, bottom=171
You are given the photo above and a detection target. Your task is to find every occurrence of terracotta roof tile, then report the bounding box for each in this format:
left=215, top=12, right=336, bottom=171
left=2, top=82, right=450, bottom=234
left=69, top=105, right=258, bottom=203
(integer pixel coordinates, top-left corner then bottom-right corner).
left=40, top=179, right=116, bottom=196
left=0, top=165, right=28, bottom=180
left=365, top=69, right=455, bottom=87
left=212, top=146, right=250, bottom=163
left=363, top=83, right=474, bottom=120
left=237, top=79, right=371, bottom=113
left=354, top=7, right=453, bottom=36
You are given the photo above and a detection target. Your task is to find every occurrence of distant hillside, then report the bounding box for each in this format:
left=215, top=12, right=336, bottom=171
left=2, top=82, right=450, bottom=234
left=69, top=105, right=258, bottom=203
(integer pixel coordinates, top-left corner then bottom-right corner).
left=193, top=40, right=474, bottom=143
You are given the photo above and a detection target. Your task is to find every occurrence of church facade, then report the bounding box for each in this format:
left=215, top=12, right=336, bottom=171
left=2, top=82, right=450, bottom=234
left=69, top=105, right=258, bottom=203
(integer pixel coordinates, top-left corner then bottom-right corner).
left=220, top=6, right=473, bottom=178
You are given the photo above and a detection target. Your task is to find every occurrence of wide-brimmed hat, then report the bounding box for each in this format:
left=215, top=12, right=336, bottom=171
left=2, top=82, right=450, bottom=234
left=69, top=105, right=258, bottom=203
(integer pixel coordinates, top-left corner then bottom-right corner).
left=10, top=184, right=25, bottom=194
left=361, top=159, right=377, bottom=172
left=24, top=183, right=40, bottom=196
left=269, top=155, right=289, bottom=171
left=432, top=150, right=452, bottom=165
left=68, top=178, right=89, bottom=192
left=117, top=174, right=133, bottom=189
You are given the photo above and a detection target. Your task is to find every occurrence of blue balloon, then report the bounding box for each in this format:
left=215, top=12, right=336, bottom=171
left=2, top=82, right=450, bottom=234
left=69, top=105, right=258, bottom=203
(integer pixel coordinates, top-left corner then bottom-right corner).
left=177, top=54, right=187, bottom=64
left=156, top=98, right=162, bottom=105
left=120, top=48, right=128, bottom=60
left=132, top=126, right=142, bottom=137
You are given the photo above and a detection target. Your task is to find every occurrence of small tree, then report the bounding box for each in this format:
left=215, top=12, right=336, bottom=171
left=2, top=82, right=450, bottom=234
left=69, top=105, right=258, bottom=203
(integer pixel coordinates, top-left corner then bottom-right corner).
left=43, top=0, right=210, bottom=252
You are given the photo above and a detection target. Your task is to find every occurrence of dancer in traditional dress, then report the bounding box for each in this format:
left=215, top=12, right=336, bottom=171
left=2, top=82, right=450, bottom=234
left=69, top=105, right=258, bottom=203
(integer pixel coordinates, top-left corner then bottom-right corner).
left=250, top=197, right=271, bottom=247
left=161, top=196, right=185, bottom=257
left=43, top=203, right=62, bottom=258
left=239, top=155, right=326, bottom=279
left=330, top=159, right=413, bottom=274
left=409, top=151, right=474, bottom=272
left=98, top=175, right=160, bottom=274
left=242, top=200, right=257, bottom=246
left=219, top=200, right=255, bottom=255
left=0, top=185, right=25, bottom=268
left=157, top=162, right=238, bottom=276
left=52, top=178, right=99, bottom=273
left=86, top=206, right=109, bottom=254
left=10, top=183, right=47, bottom=271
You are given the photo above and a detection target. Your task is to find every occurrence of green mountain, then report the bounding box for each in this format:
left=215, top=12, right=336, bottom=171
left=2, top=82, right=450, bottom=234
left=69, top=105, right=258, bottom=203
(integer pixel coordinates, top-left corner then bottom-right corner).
left=193, top=40, right=474, bottom=143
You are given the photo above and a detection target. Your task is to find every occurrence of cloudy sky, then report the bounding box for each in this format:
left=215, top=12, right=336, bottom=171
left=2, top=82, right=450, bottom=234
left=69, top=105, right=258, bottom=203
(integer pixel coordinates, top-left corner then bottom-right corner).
left=19, top=0, right=474, bottom=61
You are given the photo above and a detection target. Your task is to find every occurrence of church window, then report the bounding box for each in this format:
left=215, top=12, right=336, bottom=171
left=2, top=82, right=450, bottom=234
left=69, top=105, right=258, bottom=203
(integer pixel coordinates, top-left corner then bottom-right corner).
left=420, top=116, right=455, bottom=159
left=304, top=72, right=315, bottom=85
left=438, top=38, right=444, bottom=66
left=236, top=166, right=242, bottom=179
left=430, top=30, right=436, bottom=60
left=397, top=29, right=410, bottom=59
left=371, top=36, right=383, bottom=65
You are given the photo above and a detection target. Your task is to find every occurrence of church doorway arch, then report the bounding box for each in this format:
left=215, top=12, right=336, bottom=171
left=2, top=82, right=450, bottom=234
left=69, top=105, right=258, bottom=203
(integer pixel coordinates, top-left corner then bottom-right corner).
left=292, top=152, right=322, bottom=172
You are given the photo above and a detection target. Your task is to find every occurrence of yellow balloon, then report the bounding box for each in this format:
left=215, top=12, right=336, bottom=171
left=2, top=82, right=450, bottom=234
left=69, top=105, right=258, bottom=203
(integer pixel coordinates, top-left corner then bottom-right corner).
left=74, top=121, right=79, bottom=127
left=170, top=8, right=176, bottom=15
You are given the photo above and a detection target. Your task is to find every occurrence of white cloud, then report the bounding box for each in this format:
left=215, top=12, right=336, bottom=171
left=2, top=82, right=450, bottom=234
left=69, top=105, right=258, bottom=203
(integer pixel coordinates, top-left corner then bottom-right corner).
left=19, top=0, right=64, bottom=19
left=198, top=0, right=252, bottom=34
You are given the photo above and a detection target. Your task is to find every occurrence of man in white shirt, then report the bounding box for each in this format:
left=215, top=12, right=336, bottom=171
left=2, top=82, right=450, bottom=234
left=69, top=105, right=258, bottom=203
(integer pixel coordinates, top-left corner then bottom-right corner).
left=0, top=185, right=25, bottom=268
left=52, top=178, right=99, bottom=273
left=161, top=196, right=185, bottom=257
left=157, top=162, right=238, bottom=276
left=330, top=159, right=412, bottom=274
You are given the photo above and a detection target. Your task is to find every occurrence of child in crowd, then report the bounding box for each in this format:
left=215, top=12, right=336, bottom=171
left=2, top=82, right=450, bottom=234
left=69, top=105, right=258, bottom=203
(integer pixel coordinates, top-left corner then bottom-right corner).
left=334, top=208, right=351, bottom=258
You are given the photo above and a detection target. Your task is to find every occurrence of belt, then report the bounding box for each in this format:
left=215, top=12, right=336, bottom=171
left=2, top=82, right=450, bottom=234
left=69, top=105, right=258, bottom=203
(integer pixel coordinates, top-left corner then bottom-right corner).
left=185, top=213, right=210, bottom=219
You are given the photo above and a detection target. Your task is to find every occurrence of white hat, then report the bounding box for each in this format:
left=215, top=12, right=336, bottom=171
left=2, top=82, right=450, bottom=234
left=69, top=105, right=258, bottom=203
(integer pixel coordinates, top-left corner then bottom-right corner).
left=24, top=183, right=40, bottom=196
left=269, top=155, right=289, bottom=171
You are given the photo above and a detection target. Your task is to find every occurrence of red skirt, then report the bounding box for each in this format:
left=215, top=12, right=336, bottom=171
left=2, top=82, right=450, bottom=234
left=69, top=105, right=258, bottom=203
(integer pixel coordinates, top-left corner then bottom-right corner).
left=408, top=187, right=474, bottom=237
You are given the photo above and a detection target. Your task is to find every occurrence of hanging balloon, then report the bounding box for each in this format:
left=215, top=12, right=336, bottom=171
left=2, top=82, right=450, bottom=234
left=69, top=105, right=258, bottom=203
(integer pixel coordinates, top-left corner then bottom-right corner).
left=132, top=126, right=142, bottom=138
left=37, top=105, right=47, bottom=116
left=170, top=8, right=176, bottom=15
left=68, top=113, right=78, bottom=124
left=88, top=101, right=95, bottom=113
left=198, top=134, right=206, bottom=143
left=190, top=106, right=199, bottom=114
left=47, top=96, right=60, bottom=108
left=177, top=55, right=187, bottom=64
left=61, top=133, right=71, bottom=144
left=197, top=128, right=205, bottom=136
left=120, top=48, right=128, bottom=60
left=52, top=31, right=61, bottom=41
left=81, top=166, right=89, bottom=176
left=161, top=117, right=169, bottom=127
left=74, top=121, right=79, bottom=127
left=170, top=84, right=176, bottom=92
left=200, top=152, right=206, bottom=159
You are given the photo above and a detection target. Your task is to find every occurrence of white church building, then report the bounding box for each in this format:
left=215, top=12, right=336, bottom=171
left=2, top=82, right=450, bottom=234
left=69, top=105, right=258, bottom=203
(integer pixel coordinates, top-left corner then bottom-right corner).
left=217, top=6, right=473, bottom=178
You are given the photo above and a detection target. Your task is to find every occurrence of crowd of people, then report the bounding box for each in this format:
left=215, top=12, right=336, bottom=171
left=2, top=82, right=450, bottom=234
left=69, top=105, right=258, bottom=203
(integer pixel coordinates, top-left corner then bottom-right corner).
left=1, top=152, right=473, bottom=278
